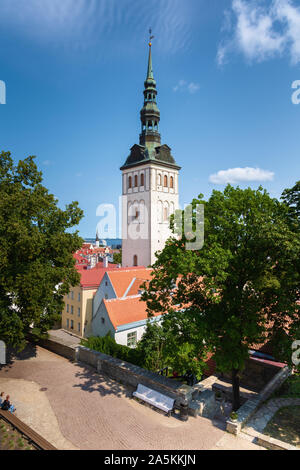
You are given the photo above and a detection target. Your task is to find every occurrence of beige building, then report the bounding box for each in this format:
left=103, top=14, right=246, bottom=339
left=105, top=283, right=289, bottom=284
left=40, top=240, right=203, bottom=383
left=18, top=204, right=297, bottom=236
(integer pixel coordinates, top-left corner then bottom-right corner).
left=62, top=262, right=120, bottom=337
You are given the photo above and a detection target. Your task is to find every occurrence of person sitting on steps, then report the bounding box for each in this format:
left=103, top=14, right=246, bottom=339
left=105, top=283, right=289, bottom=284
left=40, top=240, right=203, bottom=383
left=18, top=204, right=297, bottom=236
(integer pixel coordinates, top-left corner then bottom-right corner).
left=1, top=395, right=16, bottom=413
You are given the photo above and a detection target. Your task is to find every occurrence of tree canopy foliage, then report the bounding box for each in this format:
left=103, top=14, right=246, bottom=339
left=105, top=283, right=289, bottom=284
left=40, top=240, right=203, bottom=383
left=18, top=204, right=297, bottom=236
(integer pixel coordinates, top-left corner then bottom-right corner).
left=0, top=151, right=84, bottom=349
left=142, top=184, right=300, bottom=409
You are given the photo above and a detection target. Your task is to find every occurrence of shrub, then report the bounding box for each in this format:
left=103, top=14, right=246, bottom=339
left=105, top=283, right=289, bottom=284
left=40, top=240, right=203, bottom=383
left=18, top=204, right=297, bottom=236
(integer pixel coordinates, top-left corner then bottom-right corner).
left=81, top=335, right=144, bottom=368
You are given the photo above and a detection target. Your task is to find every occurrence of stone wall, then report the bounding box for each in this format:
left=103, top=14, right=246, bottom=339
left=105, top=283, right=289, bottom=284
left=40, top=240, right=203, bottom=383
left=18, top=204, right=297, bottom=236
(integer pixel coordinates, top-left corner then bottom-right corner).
left=38, top=337, right=77, bottom=361
left=222, top=357, right=281, bottom=392
left=76, top=346, right=192, bottom=406
left=226, top=365, right=291, bottom=435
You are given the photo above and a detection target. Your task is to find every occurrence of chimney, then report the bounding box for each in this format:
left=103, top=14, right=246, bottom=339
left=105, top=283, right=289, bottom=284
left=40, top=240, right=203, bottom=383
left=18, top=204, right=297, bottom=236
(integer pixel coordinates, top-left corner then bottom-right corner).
left=87, top=255, right=97, bottom=270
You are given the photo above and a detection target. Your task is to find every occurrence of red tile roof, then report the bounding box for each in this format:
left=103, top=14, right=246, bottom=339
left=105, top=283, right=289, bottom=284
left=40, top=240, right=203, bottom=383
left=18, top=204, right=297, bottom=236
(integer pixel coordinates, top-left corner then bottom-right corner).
left=126, top=278, right=151, bottom=296
left=103, top=295, right=160, bottom=329
left=76, top=262, right=119, bottom=289
left=107, top=268, right=152, bottom=298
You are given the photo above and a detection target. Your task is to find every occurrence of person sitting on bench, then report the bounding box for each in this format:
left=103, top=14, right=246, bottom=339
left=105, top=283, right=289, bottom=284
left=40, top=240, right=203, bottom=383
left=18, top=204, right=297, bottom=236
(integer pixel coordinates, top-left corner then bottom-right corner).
left=1, top=395, right=16, bottom=413
left=0, top=392, right=4, bottom=407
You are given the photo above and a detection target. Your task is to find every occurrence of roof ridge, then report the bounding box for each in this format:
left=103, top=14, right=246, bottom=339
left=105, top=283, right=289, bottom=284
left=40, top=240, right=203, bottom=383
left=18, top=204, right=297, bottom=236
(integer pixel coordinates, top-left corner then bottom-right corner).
left=104, top=295, right=141, bottom=303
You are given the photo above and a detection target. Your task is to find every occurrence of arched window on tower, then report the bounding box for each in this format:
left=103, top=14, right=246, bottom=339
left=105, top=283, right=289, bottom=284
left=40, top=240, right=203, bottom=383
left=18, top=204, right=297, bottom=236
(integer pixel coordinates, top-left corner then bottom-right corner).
left=128, top=176, right=132, bottom=189
left=158, top=174, right=162, bottom=186
left=134, top=175, right=138, bottom=187
left=157, top=200, right=163, bottom=222
left=164, top=175, right=168, bottom=187
left=163, top=202, right=169, bottom=222
left=140, top=173, right=144, bottom=187
left=133, top=255, right=138, bottom=267
left=139, top=200, right=145, bottom=223
left=170, top=176, right=174, bottom=189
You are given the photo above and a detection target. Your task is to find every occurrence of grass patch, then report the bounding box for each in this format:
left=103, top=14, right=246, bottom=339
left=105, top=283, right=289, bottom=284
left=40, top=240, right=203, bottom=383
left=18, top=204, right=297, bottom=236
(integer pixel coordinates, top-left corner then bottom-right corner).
left=272, top=374, right=300, bottom=399
left=0, top=418, right=35, bottom=451
left=263, top=405, right=300, bottom=448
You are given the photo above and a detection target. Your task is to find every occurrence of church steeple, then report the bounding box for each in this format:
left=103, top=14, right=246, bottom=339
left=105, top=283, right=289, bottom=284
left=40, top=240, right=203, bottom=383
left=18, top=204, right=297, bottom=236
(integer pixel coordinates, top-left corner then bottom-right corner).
left=120, top=32, right=181, bottom=268
left=120, top=34, right=180, bottom=172
left=146, top=42, right=154, bottom=80
left=139, top=40, right=161, bottom=146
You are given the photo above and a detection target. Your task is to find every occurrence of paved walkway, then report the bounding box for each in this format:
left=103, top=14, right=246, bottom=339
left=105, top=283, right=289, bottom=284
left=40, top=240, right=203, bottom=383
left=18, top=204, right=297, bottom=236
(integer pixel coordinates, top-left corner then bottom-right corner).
left=0, top=345, right=263, bottom=450
left=244, top=398, right=300, bottom=435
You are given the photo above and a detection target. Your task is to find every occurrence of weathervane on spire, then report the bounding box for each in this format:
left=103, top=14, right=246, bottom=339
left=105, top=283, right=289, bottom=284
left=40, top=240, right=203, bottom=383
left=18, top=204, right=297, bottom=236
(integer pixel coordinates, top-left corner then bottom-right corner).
left=149, top=28, right=154, bottom=47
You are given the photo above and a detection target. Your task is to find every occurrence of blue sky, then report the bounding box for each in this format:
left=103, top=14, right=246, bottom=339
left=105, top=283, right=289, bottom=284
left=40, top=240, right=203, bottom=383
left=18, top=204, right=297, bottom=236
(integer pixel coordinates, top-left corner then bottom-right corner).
left=1, top=0, right=300, bottom=238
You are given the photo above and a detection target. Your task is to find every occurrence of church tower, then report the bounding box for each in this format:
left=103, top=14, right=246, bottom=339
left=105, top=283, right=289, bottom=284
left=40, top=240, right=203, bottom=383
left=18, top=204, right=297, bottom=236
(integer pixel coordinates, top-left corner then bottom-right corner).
left=121, top=38, right=181, bottom=268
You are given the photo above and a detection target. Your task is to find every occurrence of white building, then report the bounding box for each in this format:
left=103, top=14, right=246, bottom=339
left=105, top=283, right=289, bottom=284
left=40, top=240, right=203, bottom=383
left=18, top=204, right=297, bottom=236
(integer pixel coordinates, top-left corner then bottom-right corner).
left=89, top=267, right=152, bottom=339
left=92, top=295, right=162, bottom=348
left=121, top=42, right=181, bottom=268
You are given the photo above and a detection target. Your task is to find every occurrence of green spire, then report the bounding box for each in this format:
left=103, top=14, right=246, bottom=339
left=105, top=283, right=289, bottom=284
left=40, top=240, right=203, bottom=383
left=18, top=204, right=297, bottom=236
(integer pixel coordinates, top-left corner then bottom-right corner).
left=120, top=35, right=181, bottom=171
left=147, top=44, right=154, bottom=80
left=140, top=40, right=160, bottom=146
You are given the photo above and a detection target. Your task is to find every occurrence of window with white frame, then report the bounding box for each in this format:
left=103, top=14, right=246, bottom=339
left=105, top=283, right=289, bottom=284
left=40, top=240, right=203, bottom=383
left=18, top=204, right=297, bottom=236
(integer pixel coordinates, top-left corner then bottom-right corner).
left=127, top=331, right=137, bottom=348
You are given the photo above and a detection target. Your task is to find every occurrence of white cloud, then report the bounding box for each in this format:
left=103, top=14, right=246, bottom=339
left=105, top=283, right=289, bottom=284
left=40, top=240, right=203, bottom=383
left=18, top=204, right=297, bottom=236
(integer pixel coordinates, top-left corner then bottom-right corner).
left=173, top=80, right=200, bottom=94
left=42, top=160, right=52, bottom=166
left=218, top=0, right=300, bottom=65
left=209, top=167, right=275, bottom=184
left=0, top=0, right=192, bottom=54
left=275, top=0, right=300, bottom=64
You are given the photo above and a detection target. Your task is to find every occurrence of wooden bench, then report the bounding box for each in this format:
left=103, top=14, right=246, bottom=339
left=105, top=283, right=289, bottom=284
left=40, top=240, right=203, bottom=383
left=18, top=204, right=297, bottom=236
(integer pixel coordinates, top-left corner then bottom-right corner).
left=133, top=384, right=175, bottom=417
left=0, top=409, right=56, bottom=450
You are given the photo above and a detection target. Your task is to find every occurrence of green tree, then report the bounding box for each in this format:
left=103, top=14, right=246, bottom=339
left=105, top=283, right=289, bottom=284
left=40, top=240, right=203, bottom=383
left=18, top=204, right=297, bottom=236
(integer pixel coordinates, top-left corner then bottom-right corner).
left=113, top=250, right=122, bottom=265
left=142, top=185, right=300, bottom=410
left=136, top=321, right=166, bottom=372
left=282, top=180, right=300, bottom=222
left=0, top=151, right=84, bottom=349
